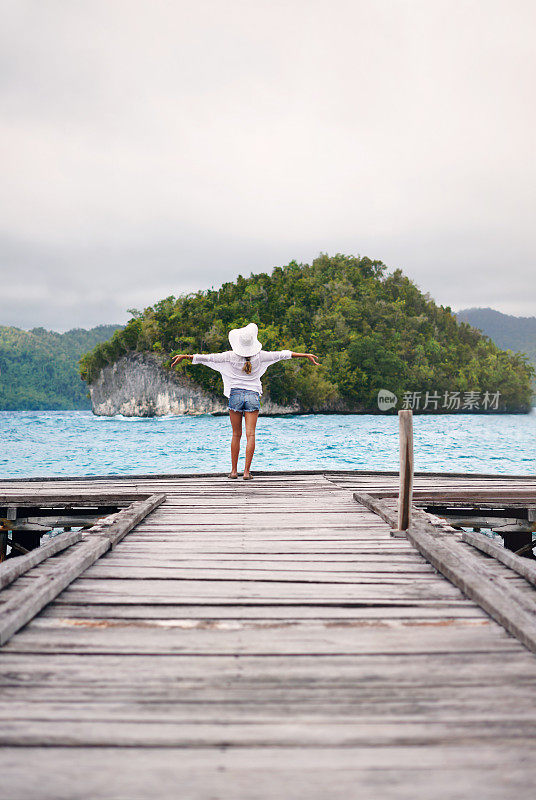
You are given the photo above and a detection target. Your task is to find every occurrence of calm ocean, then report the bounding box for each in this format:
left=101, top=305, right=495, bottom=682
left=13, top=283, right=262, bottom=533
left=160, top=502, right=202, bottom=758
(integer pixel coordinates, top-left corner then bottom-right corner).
left=1, top=409, right=535, bottom=478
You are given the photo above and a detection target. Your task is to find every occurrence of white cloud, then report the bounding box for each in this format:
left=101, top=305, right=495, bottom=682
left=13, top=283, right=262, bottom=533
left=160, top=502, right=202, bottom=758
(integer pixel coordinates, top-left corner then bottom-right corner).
left=0, top=0, right=535, bottom=330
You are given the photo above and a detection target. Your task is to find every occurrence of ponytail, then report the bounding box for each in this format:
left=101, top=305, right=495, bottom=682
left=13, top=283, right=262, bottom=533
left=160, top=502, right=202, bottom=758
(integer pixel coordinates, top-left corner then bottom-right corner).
left=242, top=356, right=252, bottom=374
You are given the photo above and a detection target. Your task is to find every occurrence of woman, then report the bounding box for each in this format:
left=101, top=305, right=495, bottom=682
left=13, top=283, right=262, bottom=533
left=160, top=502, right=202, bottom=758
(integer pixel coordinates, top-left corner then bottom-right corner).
left=171, top=323, right=320, bottom=480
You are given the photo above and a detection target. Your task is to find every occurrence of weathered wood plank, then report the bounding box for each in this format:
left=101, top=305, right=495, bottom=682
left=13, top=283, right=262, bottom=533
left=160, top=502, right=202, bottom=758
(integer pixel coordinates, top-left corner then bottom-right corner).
left=92, top=553, right=428, bottom=564
left=1, top=744, right=536, bottom=800
left=40, top=603, right=483, bottom=620
left=2, top=717, right=536, bottom=748
left=82, top=565, right=436, bottom=580
left=4, top=695, right=536, bottom=722
left=369, top=489, right=536, bottom=502
left=3, top=616, right=509, bottom=656
left=0, top=494, right=166, bottom=645
left=1, top=745, right=535, bottom=800
left=55, top=576, right=464, bottom=603
left=6, top=680, right=536, bottom=706
left=462, top=531, right=536, bottom=587
left=404, top=523, right=536, bottom=653
left=0, top=530, right=82, bottom=589
left=0, top=538, right=109, bottom=645
left=0, top=493, right=152, bottom=506
left=353, top=491, right=398, bottom=525
left=2, top=652, right=534, bottom=687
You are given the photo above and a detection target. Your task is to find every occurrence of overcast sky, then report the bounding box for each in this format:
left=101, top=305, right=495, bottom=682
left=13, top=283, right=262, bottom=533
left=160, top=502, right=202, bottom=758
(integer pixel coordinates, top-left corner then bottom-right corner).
left=1, top=0, right=535, bottom=331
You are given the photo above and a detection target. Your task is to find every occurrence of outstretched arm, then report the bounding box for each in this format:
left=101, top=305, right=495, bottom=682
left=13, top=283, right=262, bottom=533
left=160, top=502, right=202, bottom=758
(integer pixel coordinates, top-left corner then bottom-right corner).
left=291, top=352, right=320, bottom=366
left=170, top=354, right=193, bottom=368
left=171, top=352, right=230, bottom=370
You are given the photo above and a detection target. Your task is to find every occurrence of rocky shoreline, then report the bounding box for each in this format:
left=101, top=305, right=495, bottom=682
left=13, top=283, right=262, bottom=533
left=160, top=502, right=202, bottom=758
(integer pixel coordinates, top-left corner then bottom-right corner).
left=88, top=353, right=298, bottom=417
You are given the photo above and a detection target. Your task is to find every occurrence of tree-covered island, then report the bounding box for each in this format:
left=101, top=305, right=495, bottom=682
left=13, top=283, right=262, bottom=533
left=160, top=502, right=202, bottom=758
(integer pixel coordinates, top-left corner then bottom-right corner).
left=80, top=255, right=534, bottom=413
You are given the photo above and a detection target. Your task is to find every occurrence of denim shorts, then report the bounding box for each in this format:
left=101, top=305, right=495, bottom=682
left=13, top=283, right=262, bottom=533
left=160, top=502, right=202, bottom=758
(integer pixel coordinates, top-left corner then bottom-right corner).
left=228, top=388, right=261, bottom=413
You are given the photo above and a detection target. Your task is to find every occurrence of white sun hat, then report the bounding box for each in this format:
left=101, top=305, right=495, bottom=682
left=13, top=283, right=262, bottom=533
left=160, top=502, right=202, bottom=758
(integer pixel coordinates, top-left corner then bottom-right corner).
left=228, top=323, right=262, bottom=357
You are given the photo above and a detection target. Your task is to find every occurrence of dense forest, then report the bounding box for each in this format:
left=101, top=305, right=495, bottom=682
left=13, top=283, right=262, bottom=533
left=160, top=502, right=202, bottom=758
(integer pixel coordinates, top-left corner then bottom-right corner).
left=80, top=254, right=534, bottom=413
left=0, top=325, right=122, bottom=410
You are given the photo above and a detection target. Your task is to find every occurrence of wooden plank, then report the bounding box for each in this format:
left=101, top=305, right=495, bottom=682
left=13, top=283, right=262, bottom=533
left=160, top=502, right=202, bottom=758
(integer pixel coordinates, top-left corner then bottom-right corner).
left=2, top=652, right=534, bottom=687
left=0, top=493, right=152, bottom=506
left=84, top=564, right=434, bottom=577
left=4, top=694, right=536, bottom=722
left=354, top=490, right=536, bottom=652
left=0, top=538, right=109, bottom=645
left=91, top=553, right=427, bottom=563
left=54, top=576, right=464, bottom=603
left=404, top=522, right=536, bottom=654
left=1, top=746, right=535, bottom=800
left=370, top=489, right=536, bottom=502
left=0, top=494, right=166, bottom=646
left=1, top=617, right=513, bottom=656
left=353, top=492, right=397, bottom=526
left=2, top=717, right=536, bottom=748
left=441, top=515, right=532, bottom=530
left=0, top=742, right=534, bottom=768
left=462, top=531, right=536, bottom=587
left=82, top=565, right=437, bottom=580
left=7, top=677, right=536, bottom=705
left=40, top=603, right=483, bottom=619
left=100, top=494, right=166, bottom=548
left=0, top=530, right=82, bottom=589
left=0, top=747, right=534, bottom=800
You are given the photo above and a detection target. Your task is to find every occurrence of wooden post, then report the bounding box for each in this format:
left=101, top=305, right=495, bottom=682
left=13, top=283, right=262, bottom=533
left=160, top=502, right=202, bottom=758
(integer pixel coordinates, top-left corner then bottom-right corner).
left=397, top=410, right=414, bottom=532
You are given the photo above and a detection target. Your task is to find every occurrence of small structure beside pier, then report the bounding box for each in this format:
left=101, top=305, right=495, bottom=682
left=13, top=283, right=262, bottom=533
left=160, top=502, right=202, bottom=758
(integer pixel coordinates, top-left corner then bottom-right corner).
left=1, top=467, right=536, bottom=799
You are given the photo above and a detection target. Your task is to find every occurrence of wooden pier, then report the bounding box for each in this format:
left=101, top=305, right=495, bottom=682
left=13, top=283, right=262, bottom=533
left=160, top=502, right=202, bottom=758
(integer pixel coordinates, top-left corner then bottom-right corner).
left=1, top=469, right=536, bottom=799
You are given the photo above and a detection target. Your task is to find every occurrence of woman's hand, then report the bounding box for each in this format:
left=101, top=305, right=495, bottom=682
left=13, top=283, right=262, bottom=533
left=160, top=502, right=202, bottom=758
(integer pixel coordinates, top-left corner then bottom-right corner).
left=170, top=354, right=193, bottom=368
left=291, top=352, right=321, bottom=366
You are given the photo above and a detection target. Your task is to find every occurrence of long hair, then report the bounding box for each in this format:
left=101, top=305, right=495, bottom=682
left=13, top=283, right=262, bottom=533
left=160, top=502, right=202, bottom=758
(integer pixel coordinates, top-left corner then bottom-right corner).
left=242, top=356, right=252, bottom=374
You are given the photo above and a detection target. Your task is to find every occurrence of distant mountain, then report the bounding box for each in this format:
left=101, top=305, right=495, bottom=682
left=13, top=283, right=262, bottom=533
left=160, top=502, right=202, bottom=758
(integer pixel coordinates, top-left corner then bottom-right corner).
left=455, top=308, right=536, bottom=366
left=0, top=324, right=123, bottom=410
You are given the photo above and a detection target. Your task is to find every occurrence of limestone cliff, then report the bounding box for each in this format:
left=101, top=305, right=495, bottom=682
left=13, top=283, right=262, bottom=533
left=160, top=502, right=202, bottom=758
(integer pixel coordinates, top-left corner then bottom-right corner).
left=89, top=353, right=297, bottom=416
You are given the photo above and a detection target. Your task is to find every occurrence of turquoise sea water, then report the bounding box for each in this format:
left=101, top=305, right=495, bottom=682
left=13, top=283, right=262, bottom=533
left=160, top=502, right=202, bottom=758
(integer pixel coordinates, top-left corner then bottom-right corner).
left=1, top=410, right=535, bottom=478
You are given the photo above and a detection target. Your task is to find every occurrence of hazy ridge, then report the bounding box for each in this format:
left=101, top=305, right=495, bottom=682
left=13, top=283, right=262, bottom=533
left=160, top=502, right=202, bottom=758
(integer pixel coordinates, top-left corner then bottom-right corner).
left=0, top=324, right=123, bottom=410
left=456, top=307, right=536, bottom=366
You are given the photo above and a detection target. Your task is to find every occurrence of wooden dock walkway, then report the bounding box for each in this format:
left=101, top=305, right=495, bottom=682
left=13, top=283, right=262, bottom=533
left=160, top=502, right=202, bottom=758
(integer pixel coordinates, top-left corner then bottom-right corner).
left=1, top=470, right=536, bottom=799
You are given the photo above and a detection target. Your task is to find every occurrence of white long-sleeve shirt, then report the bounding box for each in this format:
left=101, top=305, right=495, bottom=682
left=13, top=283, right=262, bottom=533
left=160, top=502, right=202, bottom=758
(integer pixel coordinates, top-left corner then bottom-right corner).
left=192, top=350, right=292, bottom=397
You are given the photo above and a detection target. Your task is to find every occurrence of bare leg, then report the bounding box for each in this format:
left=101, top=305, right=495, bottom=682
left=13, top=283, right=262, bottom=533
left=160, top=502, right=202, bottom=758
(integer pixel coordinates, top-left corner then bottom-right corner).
left=243, top=411, right=259, bottom=478
left=229, top=410, right=243, bottom=476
